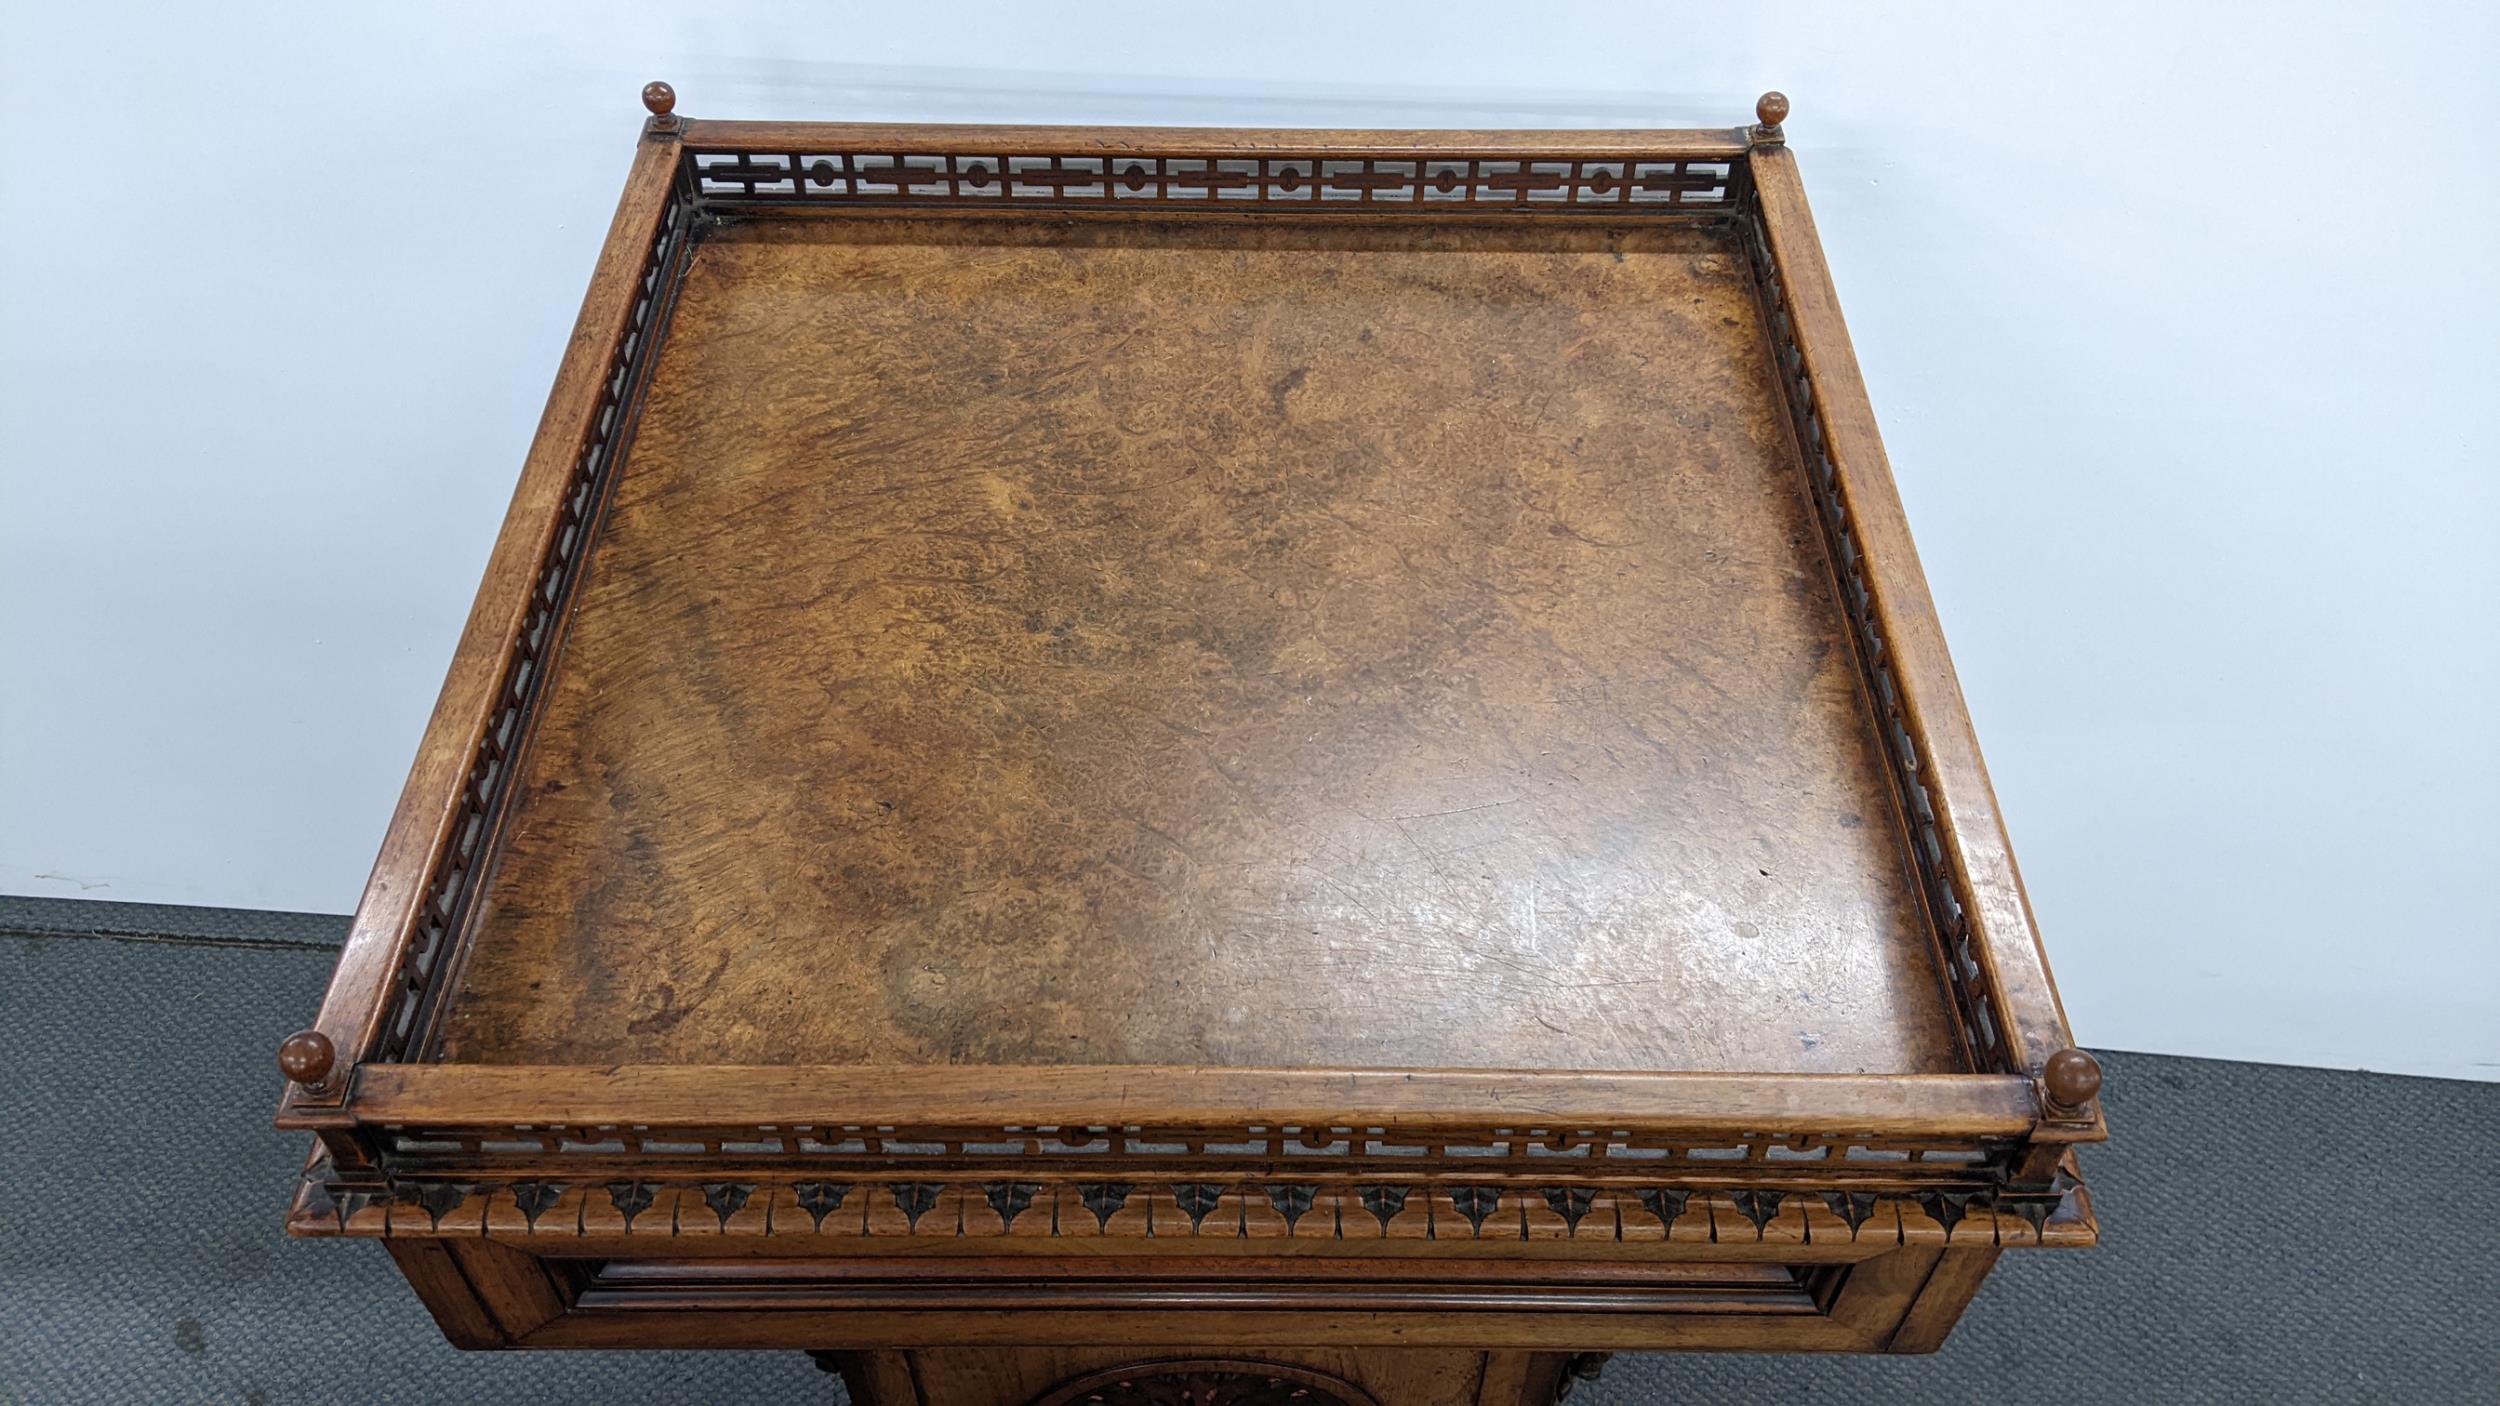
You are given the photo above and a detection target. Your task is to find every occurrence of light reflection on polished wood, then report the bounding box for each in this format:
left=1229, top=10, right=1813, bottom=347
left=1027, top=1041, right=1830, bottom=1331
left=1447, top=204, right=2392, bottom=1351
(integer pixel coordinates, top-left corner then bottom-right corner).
left=441, top=216, right=1958, bottom=1077
left=274, top=93, right=2104, bottom=1399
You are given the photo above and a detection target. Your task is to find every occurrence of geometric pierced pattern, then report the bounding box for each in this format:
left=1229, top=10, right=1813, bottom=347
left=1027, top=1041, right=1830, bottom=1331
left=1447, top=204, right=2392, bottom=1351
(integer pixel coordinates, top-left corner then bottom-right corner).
left=378, top=1120, right=2015, bottom=1179
left=1743, top=214, right=2013, bottom=1075
left=369, top=182, right=697, bottom=1064
left=295, top=1173, right=2089, bottom=1247
left=687, top=150, right=1741, bottom=213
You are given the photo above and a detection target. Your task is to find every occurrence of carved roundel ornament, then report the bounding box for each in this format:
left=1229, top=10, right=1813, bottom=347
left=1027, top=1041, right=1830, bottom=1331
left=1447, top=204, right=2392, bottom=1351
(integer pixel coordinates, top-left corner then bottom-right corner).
left=1027, top=1359, right=1380, bottom=1406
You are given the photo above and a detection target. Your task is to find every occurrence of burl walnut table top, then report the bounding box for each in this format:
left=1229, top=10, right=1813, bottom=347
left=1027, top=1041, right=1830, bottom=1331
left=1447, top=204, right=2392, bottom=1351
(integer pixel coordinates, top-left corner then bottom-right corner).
left=276, top=99, right=2102, bottom=1370
left=437, top=216, right=1957, bottom=1077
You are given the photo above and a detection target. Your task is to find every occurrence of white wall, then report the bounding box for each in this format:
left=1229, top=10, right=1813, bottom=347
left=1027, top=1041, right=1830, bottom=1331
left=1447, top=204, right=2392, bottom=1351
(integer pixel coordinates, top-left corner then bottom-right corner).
left=3, top=2, right=2493, bottom=1080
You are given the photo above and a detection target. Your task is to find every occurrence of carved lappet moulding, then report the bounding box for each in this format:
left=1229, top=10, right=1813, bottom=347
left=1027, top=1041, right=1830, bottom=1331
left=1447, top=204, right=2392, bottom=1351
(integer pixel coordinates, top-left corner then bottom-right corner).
left=293, top=1167, right=2094, bottom=1249
left=1026, top=1360, right=1380, bottom=1406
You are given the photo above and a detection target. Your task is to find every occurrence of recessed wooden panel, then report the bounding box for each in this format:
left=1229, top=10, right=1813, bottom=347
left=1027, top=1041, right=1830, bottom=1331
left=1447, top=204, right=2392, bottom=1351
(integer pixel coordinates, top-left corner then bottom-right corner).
left=432, top=215, right=1958, bottom=1075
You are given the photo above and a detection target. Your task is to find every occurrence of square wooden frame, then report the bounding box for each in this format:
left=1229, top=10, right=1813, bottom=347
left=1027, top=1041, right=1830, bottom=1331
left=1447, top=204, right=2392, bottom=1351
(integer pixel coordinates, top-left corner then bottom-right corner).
left=276, top=97, right=2103, bottom=1357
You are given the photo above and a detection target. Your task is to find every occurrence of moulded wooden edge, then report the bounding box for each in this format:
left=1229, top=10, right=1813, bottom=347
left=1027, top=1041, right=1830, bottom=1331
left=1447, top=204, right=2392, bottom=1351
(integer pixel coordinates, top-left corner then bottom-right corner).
left=287, top=1171, right=2097, bottom=1254
left=277, top=129, right=688, bottom=1117
left=1743, top=145, right=2084, bottom=1101
left=392, top=1243, right=1958, bottom=1354
left=675, top=118, right=1759, bottom=160
left=515, top=1306, right=1887, bottom=1353
left=311, top=1065, right=2045, bottom=1139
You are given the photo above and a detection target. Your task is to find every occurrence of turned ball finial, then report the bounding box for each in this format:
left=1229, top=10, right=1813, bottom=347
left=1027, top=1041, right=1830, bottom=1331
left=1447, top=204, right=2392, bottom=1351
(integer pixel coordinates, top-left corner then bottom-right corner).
left=641, top=80, right=681, bottom=134
left=277, top=1029, right=336, bottom=1089
left=2041, top=1047, right=2103, bottom=1112
left=1753, top=91, right=1790, bottom=142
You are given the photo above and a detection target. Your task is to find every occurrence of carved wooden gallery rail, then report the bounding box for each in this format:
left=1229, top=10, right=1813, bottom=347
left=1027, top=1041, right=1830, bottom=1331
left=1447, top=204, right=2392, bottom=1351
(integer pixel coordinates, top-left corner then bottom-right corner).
left=273, top=89, right=2103, bottom=1381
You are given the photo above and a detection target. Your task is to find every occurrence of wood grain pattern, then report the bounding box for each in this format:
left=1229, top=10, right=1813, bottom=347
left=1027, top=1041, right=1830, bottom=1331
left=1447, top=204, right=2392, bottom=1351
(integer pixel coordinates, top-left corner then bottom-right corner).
left=1745, top=144, right=2074, bottom=1079
left=348, top=1062, right=2039, bottom=1133
left=277, top=131, right=685, bottom=1108
left=1884, top=1245, right=2002, bottom=1353
left=676, top=120, right=1755, bottom=159
left=381, top=1240, right=505, bottom=1349
left=278, top=103, right=2101, bottom=1374
left=1023, top=1358, right=1382, bottom=1406
left=823, top=1347, right=1561, bottom=1406
left=436, top=215, right=1960, bottom=1077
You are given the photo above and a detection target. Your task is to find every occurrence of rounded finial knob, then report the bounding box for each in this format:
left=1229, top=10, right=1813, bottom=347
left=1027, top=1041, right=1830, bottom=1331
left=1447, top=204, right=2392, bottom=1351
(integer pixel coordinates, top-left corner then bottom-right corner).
left=642, top=81, right=677, bottom=119
left=2042, top=1047, right=2102, bottom=1111
left=278, top=1029, right=336, bottom=1089
left=1755, top=91, right=1790, bottom=131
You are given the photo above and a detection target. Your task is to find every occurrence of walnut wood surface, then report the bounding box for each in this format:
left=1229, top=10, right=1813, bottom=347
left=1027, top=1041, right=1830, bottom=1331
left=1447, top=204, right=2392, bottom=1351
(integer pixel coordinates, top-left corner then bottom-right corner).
left=673, top=118, right=1755, bottom=159
left=346, top=1063, right=2037, bottom=1133
left=1018, top=1356, right=1386, bottom=1406
left=1745, top=146, right=2072, bottom=1076
left=825, top=1348, right=1566, bottom=1406
left=276, top=103, right=2103, bottom=1371
left=433, top=214, right=1961, bottom=1076
left=279, top=133, right=685, bottom=1107
left=377, top=1240, right=1966, bottom=1353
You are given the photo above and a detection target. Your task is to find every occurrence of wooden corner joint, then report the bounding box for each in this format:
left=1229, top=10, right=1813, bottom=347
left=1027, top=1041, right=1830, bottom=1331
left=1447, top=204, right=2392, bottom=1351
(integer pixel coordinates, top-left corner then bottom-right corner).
left=1750, top=90, right=1789, bottom=146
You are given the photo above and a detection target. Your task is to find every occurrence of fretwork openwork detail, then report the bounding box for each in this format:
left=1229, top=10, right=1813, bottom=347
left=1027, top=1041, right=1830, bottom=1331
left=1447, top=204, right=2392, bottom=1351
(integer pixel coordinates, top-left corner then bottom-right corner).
left=1743, top=217, right=2011, bottom=1075
left=377, top=1121, right=2012, bottom=1178
left=685, top=151, right=1739, bottom=213
left=368, top=184, right=696, bottom=1064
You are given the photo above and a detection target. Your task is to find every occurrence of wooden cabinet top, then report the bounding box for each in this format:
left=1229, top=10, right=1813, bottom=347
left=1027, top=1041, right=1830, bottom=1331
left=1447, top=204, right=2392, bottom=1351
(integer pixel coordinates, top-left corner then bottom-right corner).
left=278, top=95, right=2101, bottom=1308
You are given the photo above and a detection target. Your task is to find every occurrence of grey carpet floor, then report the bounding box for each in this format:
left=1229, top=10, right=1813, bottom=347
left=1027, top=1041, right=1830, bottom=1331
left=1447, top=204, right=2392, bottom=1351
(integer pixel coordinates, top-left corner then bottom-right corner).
left=2, top=900, right=2493, bottom=1404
